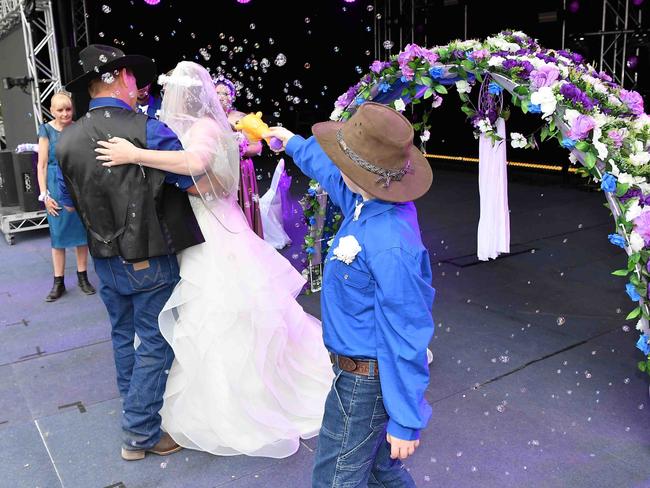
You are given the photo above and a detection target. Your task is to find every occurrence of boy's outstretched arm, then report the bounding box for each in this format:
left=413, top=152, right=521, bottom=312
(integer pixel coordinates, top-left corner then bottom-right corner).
left=264, top=127, right=356, bottom=215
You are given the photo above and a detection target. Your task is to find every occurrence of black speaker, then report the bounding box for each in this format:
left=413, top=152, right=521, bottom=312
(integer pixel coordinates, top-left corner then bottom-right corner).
left=12, top=151, right=42, bottom=212
left=0, top=150, right=18, bottom=207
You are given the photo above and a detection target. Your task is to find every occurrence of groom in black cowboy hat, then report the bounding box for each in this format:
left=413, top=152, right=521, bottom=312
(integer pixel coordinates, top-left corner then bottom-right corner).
left=56, top=44, right=204, bottom=461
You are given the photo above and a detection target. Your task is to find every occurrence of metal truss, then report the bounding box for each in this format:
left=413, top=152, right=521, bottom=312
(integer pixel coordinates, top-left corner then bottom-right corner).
left=71, top=0, right=88, bottom=47
left=0, top=0, right=62, bottom=134
left=575, top=0, right=645, bottom=88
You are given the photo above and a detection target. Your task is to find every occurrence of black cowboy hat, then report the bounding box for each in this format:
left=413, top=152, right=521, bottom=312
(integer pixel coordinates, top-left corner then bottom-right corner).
left=65, top=44, right=156, bottom=92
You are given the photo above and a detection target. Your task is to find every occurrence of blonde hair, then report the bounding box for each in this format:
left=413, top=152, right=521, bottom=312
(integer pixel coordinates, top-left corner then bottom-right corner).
left=50, top=91, right=72, bottom=109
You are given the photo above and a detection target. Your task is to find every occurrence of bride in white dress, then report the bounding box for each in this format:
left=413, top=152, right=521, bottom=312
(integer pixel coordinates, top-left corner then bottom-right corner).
left=95, top=61, right=333, bottom=458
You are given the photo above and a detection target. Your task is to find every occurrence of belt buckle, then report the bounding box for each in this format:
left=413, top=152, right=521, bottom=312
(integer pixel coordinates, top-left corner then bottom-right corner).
left=339, top=355, right=358, bottom=373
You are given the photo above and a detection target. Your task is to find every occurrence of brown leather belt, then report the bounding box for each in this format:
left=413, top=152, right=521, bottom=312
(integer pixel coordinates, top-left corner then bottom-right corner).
left=330, top=353, right=379, bottom=378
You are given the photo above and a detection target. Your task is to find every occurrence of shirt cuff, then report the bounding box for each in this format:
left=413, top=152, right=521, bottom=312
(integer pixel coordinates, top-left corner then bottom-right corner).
left=285, top=134, right=306, bottom=157
left=387, top=419, right=420, bottom=441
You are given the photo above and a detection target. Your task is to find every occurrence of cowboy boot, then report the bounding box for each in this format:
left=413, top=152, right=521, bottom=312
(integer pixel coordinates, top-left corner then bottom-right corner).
left=45, top=276, right=66, bottom=302
left=77, top=270, right=96, bottom=295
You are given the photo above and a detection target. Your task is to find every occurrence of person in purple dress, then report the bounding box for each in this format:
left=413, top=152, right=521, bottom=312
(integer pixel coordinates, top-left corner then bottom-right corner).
left=213, top=75, right=264, bottom=239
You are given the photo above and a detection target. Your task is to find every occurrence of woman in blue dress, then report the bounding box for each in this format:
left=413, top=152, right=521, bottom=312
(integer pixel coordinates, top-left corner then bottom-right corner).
left=36, top=92, right=95, bottom=302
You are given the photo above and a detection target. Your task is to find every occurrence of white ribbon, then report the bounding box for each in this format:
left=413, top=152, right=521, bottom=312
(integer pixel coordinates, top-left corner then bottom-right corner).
left=477, top=117, right=510, bottom=260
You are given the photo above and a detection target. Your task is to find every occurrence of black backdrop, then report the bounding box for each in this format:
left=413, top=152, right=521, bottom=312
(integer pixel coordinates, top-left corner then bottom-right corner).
left=74, top=0, right=649, bottom=164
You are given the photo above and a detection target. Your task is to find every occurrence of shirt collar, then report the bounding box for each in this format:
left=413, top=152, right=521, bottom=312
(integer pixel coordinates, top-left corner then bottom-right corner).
left=350, top=196, right=397, bottom=224
left=89, top=97, right=133, bottom=111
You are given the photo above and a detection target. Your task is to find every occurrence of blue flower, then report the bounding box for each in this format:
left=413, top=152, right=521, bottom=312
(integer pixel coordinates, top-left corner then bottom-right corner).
left=608, top=233, right=627, bottom=248
left=308, top=216, right=316, bottom=226
left=307, top=188, right=317, bottom=196
left=637, top=334, right=650, bottom=356
left=488, top=81, right=502, bottom=95
left=626, top=283, right=641, bottom=302
left=600, top=173, right=617, bottom=193
left=306, top=246, right=315, bottom=255
left=429, top=66, right=445, bottom=79
left=355, top=96, right=366, bottom=106
left=378, top=81, right=391, bottom=93
left=560, top=137, right=576, bottom=149
left=528, top=103, right=542, bottom=114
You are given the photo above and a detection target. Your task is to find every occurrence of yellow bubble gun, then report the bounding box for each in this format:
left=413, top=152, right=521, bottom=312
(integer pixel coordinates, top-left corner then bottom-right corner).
left=234, top=112, right=283, bottom=151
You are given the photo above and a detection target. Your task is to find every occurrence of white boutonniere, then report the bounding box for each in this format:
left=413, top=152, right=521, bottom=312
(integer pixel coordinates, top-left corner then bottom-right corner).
left=332, top=235, right=362, bottom=265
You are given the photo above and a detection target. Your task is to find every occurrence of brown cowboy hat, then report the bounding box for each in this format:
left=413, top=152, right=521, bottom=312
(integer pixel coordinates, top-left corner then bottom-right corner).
left=312, top=102, right=432, bottom=203
left=66, top=44, right=156, bottom=92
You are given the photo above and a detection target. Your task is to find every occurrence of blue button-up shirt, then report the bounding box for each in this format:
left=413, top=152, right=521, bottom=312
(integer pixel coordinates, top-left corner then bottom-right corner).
left=57, top=97, right=193, bottom=207
left=286, top=135, right=435, bottom=440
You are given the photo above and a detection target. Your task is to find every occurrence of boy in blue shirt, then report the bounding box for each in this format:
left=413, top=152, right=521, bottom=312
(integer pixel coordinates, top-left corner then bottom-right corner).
left=266, top=102, right=435, bottom=487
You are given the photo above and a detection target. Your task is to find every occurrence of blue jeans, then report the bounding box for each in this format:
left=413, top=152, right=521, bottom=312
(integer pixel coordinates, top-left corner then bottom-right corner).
left=312, top=363, right=416, bottom=488
left=94, top=255, right=179, bottom=450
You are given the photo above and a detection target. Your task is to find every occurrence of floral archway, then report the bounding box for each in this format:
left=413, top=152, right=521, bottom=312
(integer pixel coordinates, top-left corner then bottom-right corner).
left=299, top=30, right=650, bottom=375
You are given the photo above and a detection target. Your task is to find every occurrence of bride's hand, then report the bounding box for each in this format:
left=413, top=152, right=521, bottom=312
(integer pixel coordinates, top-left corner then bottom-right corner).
left=95, top=137, right=140, bottom=167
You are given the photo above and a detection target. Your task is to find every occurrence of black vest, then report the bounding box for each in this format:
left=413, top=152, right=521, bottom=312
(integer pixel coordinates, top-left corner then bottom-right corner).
left=56, top=104, right=203, bottom=262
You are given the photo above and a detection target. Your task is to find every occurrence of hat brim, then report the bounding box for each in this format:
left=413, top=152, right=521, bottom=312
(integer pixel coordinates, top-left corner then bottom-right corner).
left=65, top=55, right=156, bottom=92
left=312, top=120, right=433, bottom=203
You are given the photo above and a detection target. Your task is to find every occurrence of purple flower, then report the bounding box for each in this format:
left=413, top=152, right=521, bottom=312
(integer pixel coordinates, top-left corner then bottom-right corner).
left=634, top=211, right=650, bottom=246
left=598, top=71, right=613, bottom=82
left=370, top=60, right=389, bottom=74
left=451, top=49, right=466, bottom=60
left=620, top=89, right=645, bottom=116
left=607, top=129, right=626, bottom=148
left=530, top=65, right=560, bottom=90
left=470, top=49, right=489, bottom=60
left=567, top=114, right=596, bottom=140
left=422, top=49, right=439, bottom=65
left=502, top=59, right=518, bottom=70
left=560, top=83, right=595, bottom=111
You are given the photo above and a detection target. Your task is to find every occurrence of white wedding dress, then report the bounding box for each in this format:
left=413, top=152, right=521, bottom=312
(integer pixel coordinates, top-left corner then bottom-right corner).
left=158, top=194, right=333, bottom=458
left=156, top=61, right=333, bottom=459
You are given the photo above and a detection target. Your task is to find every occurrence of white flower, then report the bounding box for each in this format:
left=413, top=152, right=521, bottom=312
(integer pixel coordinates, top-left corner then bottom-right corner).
left=563, top=108, right=581, bottom=125
left=530, top=86, right=557, bottom=119
left=592, top=128, right=608, bottom=160
left=455, top=80, right=471, bottom=94
left=593, top=113, right=609, bottom=129
left=633, top=113, right=650, bottom=132
left=420, top=129, right=430, bottom=142
left=477, top=118, right=492, bottom=133
left=330, top=106, right=344, bottom=121
left=511, top=30, right=528, bottom=38
left=630, top=231, right=645, bottom=252
left=487, top=56, right=505, bottom=67
left=332, top=235, right=362, bottom=265
left=608, top=94, right=623, bottom=107
left=640, top=183, right=650, bottom=194
left=456, top=39, right=481, bottom=50
left=626, top=199, right=643, bottom=221
left=557, top=65, right=569, bottom=78
left=527, top=57, right=546, bottom=69
left=630, top=152, right=650, bottom=167
left=617, top=171, right=646, bottom=186
left=510, top=132, right=527, bottom=148
left=393, top=98, right=406, bottom=112
left=637, top=319, right=646, bottom=332
left=569, top=153, right=578, bottom=165
left=431, top=94, right=443, bottom=108
left=486, top=36, right=520, bottom=52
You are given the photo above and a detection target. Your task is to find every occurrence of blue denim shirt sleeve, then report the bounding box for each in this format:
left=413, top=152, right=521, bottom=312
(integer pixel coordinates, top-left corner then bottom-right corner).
left=56, top=164, right=75, bottom=207
left=146, top=118, right=194, bottom=191
left=285, top=135, right=356, bottom=216
left=369, top=247, right=435, bottom=440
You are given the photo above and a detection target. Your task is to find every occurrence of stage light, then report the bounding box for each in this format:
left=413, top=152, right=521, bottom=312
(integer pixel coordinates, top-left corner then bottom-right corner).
left=143, top=0, right=161, bottom=5
left=633, top=0, right=645, bottom=6
left=344, top=0, right=357, bottom=2
left=627, top=55, right=639, bottom=69
left=568, top=0, right=580, bottom=13
left=237, top=0, right=252, bottom=3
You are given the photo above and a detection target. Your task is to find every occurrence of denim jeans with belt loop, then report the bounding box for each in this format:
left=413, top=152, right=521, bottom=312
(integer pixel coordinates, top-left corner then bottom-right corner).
left=312, top=357, right=416, bottom=488
left=94, top=254, right=179, bottom=450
